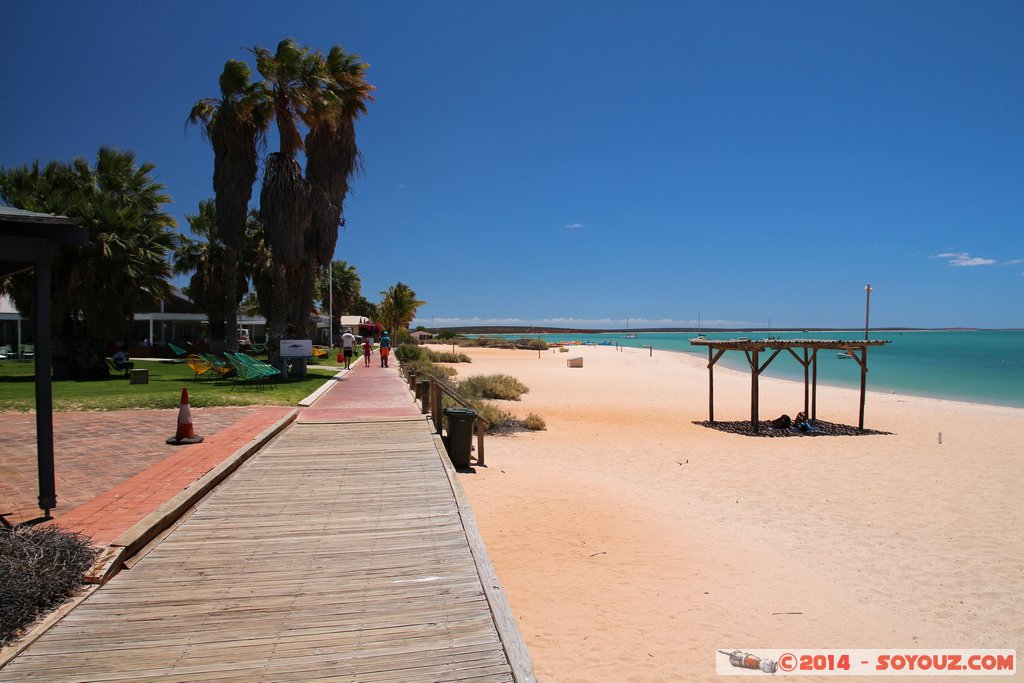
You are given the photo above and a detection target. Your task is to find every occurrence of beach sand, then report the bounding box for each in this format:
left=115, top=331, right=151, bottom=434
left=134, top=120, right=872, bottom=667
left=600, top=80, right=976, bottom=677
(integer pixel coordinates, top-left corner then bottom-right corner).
left=443, top=344, right=1023, bottom=681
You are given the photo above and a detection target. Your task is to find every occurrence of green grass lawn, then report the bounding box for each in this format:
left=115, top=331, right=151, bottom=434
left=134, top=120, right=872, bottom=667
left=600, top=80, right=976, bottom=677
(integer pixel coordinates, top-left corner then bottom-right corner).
left=0, top=359, right=340, bottom=412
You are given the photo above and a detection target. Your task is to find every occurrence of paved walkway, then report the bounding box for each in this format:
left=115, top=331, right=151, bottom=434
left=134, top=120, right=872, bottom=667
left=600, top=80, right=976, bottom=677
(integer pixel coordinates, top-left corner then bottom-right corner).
left=299, top=362, right=422, bottom=424
left=1, top=407, right=292, bottom=532
left=1, top=364, right=534, bottom=682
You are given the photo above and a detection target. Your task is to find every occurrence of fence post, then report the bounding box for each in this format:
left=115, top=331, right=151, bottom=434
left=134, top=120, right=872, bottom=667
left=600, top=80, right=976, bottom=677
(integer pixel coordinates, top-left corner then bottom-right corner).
left=475, top=417, right=485, bottom=467
left=431, top=380, right=442, bottom=433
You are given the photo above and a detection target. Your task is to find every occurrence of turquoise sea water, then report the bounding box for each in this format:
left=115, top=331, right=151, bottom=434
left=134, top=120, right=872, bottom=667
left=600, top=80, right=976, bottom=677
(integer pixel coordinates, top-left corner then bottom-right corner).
left=487, top=330, right=1024, bottom=408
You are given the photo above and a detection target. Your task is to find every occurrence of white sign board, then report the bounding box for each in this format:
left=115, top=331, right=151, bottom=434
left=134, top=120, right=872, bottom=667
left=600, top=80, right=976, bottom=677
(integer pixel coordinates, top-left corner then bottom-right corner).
left=280, top=339, right=313, bottom=358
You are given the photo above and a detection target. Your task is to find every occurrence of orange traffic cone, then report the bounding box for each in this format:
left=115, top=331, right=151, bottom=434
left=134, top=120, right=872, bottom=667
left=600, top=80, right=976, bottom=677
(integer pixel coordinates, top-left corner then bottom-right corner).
left=166, top=387, right=204, bottom=445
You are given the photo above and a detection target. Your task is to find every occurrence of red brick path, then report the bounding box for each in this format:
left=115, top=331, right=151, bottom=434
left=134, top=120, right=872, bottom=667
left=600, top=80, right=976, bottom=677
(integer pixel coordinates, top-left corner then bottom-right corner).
left=1, top=365, right=420, bottom=546
left=298, top=363, right=422, bottom=423
left=0, top=407, right=290, bottom=536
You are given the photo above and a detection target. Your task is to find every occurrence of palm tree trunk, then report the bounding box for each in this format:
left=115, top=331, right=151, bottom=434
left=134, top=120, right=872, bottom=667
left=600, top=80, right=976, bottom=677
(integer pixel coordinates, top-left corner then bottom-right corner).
left=267, top=263, right=288, bottom=370
left=223, top=250, right=239, bottom=352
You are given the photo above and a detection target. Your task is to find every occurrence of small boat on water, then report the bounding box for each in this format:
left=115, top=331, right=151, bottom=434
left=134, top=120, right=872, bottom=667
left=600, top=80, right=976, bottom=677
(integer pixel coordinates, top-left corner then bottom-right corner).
left=837, top=351, right=852, bottom=359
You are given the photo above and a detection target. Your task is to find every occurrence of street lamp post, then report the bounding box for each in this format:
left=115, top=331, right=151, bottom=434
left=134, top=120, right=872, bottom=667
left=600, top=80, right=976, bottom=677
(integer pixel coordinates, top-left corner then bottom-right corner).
left=864, top=284, right=872, bottom=340
left=328, top=264, right=333, bottom=351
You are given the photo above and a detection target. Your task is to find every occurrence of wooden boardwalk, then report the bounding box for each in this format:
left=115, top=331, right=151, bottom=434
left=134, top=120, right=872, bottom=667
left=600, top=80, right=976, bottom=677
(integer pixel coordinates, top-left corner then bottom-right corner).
left=1, top=369, right=533, bottom=682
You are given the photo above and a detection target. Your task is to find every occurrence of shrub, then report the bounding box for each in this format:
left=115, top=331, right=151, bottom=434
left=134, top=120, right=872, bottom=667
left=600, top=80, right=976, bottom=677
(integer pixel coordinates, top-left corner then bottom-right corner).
left=406, top=358, right=457, bottom=381
left=512, top=338, right=549, bottom=350
left=1, top=526, right=98, bottom=645
left=424, top=348, right=471, bottom=364
left=473, top=401, right=515, bottom=429
left=395, top=344, right=423, bottom=363
left=523, top=413, right=547, bottom=430
left=442, top=396, right=514, bottom=432
left=425, top=336, right=548, bottom=351
left=457, top=374, right=529, bottom=401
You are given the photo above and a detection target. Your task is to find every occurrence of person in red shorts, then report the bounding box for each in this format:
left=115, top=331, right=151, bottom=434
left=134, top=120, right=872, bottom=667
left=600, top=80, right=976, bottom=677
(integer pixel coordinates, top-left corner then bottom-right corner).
left=379, top=331, right=391, bottom=367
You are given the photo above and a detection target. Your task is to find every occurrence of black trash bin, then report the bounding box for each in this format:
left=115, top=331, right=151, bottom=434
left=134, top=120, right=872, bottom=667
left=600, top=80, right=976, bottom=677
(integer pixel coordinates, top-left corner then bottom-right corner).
left=443, top=407, right=476, bottom=469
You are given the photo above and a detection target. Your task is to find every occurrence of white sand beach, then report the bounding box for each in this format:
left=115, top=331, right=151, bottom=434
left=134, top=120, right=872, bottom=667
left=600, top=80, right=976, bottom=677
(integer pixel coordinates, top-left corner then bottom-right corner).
left=448, top=344, right=1023, bottom=681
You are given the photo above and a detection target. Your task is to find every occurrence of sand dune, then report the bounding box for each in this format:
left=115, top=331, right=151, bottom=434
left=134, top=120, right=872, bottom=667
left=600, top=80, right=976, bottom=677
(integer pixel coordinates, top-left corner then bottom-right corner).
left=448, top=344, right=1023, bottom=681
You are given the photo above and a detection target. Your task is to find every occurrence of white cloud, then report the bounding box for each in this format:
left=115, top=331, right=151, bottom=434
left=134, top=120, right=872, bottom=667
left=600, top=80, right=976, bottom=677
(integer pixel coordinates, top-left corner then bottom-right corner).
left=564, top=222, right=585, bottom=230
left=935, top=252, right=998, bottom=267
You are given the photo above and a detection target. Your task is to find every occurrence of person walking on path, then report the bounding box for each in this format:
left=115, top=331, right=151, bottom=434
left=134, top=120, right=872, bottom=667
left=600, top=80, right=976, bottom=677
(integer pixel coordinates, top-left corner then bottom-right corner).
left=340, top=328, right=356, bottom=370
left=379, top=331, right=392, bottom=368
left=362, top=337, right=373, bottom=367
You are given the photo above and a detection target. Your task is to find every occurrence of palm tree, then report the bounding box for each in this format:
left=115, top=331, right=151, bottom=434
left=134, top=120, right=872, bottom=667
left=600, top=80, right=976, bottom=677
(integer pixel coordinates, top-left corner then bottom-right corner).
left=306, top=46, right=374, bottom=275
left=379, top=282, right=426, bottom=337
left=253, top=39, right=374, bottom=361
left=172, top=200, right=254, bottom=346
left=316, top=260, right=361, bottom=336
left=353, top=296, right=379, bottom=322
left=0, top=147, right=176, bottom=378
left=189, top=60, right=270, bottom=352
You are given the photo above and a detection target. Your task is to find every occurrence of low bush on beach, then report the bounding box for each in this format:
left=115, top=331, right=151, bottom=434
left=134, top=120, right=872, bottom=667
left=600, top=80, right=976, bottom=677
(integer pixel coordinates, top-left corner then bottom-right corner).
left=424, top=348, right=471, bottom=364
left=400, top=354, right=543, bottom=432
left=405, top=358, right=457, bottom=381
left=445, top=397, right=514, bottom=430
left=1, top=526, right=98, bottom=646
left=426, top=337, right=549, bottom=351
left=523, top=413, right=546, bottom=430
left=395, top=344, right=424, bottom=363
left=457, top=374, right=529, bottom=401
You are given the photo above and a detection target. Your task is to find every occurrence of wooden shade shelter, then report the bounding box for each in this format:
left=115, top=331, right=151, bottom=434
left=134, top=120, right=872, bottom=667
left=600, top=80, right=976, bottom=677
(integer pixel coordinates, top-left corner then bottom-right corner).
left=689, top=337, right=891, bottom=433
left=1, top=207, right=88, bottom=517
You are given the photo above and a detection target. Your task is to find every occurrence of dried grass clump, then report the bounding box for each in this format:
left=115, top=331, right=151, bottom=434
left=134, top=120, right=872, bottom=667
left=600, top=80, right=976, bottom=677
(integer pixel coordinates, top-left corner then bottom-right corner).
left=424, top=348, right=471, bottom=364
left=457, top=374, right=529, bottom=401
left=1, top=526, right=98, bottom=645
left=523, top=413, right=547, bottom=431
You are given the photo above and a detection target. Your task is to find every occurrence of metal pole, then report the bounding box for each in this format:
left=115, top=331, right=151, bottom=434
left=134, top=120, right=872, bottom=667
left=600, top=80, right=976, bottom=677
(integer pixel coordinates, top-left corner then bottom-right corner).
left=328, top=263, right=333, bottom=351
left=864, top=284, right=872, bottom=340
left=34, top=260, right=56, bottom=514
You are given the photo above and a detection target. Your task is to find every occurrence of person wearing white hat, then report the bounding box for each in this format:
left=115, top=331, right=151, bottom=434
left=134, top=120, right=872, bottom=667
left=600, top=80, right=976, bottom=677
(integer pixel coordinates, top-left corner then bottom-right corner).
left=340, top=328, right=356, bottom=369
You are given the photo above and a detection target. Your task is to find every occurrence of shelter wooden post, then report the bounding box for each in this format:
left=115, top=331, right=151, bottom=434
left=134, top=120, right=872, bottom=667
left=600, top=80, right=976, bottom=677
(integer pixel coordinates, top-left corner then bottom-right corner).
left=750, top=349, right=760, bottom=433
left=811, top=348, right=819, bottom=420
left=706, top=347, right=725, bottom=423
left=802, top=348, right=810, bottom=416
left=708, top=346, right=715, bottom=422
left=858, top=346, right=868, bottom=430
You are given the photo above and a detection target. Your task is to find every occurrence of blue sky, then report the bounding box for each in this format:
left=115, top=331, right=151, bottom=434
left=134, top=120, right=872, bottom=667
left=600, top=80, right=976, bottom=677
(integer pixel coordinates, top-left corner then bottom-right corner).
left=2, top=1, right=1021, bottom=329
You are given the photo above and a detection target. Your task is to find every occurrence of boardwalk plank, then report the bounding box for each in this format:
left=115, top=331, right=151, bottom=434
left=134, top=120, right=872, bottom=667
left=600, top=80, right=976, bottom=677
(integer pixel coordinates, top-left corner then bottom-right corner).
left=0, top=403, right=529, bottom=682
